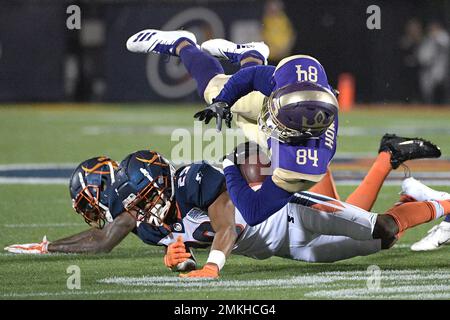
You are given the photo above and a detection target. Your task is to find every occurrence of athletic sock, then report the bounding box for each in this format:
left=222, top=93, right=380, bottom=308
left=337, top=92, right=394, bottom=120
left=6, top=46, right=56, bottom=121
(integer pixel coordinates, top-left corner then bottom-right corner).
left=345, top=151, right=392, bottom=211
left=386, top=201, right=448, bottom=233
left=308, top=169, right=340, bottom=200
left=439, top=200, right=450, bottom=215
left=178, top=44, right=224, bottom=97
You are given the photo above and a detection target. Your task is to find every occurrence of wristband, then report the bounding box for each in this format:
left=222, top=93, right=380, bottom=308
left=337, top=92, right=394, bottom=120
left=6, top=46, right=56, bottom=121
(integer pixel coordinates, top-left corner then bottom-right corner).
left=222, top=158, right=235, bottom=169
left=206, top=250, right=226, bottom=271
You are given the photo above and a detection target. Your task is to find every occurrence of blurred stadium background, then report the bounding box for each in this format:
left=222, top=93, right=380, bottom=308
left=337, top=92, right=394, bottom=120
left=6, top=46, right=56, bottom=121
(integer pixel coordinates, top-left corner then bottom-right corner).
left=1, top=0, right=450, bottom=300
left=0, top=0, right=449, bottom=104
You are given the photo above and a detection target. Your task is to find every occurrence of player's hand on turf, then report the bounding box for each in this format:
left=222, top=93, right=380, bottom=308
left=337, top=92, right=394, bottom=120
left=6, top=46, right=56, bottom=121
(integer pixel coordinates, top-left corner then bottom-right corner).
left=164, top=236, right=192, bottom=269
left=4, top=236, right=49, bottom=254
left=179, top=263, right=219, bottom=279
left=194, top=101, right=232, bottom=132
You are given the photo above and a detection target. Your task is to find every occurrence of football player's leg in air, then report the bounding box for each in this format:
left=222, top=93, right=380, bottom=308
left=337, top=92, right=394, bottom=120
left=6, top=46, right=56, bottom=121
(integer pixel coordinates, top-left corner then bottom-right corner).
left=7, top=143, right=447, bottom=278
left=166, top=155, right=450, bottom=274
left=125, top=29, right=340, bottom=227
left=173, top=134, right=444, bottom=277
left=126, top=29, right=269, bottom=144
left=311, top=134, right=442, bottom=211
left=270, top=179, right=450, bottom=263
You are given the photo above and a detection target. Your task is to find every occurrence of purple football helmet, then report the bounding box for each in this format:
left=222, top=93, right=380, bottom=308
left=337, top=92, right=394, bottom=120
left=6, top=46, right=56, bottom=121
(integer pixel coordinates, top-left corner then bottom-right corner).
left=259, top=81, right=339, bottom=144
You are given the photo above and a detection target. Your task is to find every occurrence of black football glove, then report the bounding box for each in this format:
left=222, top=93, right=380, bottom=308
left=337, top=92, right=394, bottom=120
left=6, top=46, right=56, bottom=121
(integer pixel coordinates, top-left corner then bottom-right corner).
left=194, top=101, right=232, bottom=132
left=222, top=141, right=260, bottom=166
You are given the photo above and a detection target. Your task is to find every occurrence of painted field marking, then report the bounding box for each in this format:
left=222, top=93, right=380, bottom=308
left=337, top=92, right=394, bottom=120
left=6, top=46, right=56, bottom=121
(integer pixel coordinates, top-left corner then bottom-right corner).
left=98, top=269, right=450, bottom=288
left=0, top=177, right=67, bottom=185
left=96, top=269, right=450, bottom=300
left=2, top=269, right=449, bottom=299
left=339, top=126, right=450, bottom=136
left=81, top=125, right=188, bottom=136
left=3, top=222, right=85, bottom=228
left=0, top=286, right=244, bottom=299
left=0, top=163, right=77, bottom=171
left=98, top=275, right=333, bottom=288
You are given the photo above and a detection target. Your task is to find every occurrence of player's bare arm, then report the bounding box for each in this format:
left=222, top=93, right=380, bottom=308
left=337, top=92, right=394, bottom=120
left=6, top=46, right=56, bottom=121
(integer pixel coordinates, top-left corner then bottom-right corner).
left=4, top=212, right=136, bottom=255
left=207, top=189, right=238, bottom=258
left=48, top=212, right=136, bottom=253
left=179, top=189, right=237, bottom=279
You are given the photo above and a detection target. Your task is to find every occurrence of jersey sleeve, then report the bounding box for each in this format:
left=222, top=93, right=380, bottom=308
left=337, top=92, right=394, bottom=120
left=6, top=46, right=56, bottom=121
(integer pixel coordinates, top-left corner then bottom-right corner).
left=214, top=65, right=276, bottom=106
left=223, top=164, right=293, bottom=226
left=135, top=223, right=171, bottom=246
left=176, top=162, right=225, bottom=209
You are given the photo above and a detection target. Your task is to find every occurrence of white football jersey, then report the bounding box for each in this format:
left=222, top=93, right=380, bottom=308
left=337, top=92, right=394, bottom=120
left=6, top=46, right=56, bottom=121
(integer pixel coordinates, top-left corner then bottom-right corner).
left=156, top=207, right=248, bottom=248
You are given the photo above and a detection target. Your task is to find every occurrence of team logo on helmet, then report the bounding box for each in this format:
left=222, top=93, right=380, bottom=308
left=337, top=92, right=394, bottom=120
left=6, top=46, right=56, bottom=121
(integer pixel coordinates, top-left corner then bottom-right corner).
left=258, top=81, right=338, bottom=144
left=113, top=150, right=176, bottom=227
left=69, top=156, right=118, bottom=228
left=302, top=110, right=334, bottom=129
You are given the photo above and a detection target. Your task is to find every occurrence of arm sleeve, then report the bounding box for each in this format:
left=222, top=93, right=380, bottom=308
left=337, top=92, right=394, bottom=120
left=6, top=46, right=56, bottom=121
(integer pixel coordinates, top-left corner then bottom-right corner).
left=223, top=164, right=292, bottom=226
left=214, top=65, right=276, bottom=106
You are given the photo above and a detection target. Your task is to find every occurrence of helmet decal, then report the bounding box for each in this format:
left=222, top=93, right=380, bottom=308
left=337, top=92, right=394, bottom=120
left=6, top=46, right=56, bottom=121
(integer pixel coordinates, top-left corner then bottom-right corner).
left=69, top=156, right=118, bottom=228
left=258, top=82, right=338, bottom=144
left=112, top=150, right=176, bottom=227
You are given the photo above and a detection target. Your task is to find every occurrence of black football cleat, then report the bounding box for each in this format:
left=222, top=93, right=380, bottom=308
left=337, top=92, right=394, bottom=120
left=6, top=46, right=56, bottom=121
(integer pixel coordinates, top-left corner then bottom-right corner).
left=378, top=133, right=441, bottom=169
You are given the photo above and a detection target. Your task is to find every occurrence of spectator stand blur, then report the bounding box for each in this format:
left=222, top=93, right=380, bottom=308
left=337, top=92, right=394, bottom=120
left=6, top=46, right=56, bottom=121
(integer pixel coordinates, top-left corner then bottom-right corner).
left=261, top=0, right=296, bottom=65
left=417, top=21, right=450, bottom=104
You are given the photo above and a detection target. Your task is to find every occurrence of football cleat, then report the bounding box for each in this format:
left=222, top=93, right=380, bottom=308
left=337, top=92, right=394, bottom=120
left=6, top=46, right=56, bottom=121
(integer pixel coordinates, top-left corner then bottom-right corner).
left=126, top=29, right=197, bottom=56
left=201, top=38, right=270, bottom=64
left=401, top=177, right=450, bottom=202
left=410, top=221, right=450, bottom=251
left=378, top=133, right=441, bottom=169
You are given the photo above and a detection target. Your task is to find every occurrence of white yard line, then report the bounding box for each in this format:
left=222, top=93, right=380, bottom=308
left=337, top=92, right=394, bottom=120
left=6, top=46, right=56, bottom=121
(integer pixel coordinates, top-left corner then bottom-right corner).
left=335, top=180, right=450, bottom=186
left=0, top=177, right=67, bottom=185
left=2, top=269, right=450, bottom=299
left=0, top=287, right=242, bottom=298
left=1, top=177, right=449, bottom=186
left=0, top=163, right=77, bottom=170
left=306, top=284, right=450, bottom=299
left=98, top=270, right=450, bottom=289
left=3, top=222, right=85, bottom=228
left=98, top=275, right=333, bottom=288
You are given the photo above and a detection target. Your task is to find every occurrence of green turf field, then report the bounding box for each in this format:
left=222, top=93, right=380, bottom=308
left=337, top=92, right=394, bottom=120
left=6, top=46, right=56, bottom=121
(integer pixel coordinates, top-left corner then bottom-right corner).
left=1, top=104, right=450, bottom=300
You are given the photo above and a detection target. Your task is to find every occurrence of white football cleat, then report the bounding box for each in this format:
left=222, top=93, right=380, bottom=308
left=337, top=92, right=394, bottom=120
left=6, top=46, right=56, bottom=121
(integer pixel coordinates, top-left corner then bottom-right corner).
left=401, top=177, right=450, bottom=202
left=201, top=39, right=270, bottom=64
left=410, top=221, right=450, bottom=251
left=126, top=29, right=197, bottom=56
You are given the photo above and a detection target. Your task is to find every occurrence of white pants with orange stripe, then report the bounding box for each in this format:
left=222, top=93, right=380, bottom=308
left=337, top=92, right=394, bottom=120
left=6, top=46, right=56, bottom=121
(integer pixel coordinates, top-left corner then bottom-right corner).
left=233, top=191, right=381, bottom=262
left=284, top=192, right=381, bottom=262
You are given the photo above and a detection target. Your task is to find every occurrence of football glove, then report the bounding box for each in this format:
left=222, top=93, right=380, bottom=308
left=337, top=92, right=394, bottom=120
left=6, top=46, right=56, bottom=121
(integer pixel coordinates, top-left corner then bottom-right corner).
left=194, top=101, right=232, bottom=132
left=4, top=235, right=50, bottom=254
left=179, top=263, right=219, bottom=279
left=222, top=141, right=260, bottom=166
left=163, top=236, right=192, bottom=270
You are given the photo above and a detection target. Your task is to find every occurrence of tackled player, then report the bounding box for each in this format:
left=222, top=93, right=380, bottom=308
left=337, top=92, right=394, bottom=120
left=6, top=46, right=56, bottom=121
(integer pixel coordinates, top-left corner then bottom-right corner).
left=125, top=29, right=339, bottom=227
left=5, top=135, right=449, bottom=279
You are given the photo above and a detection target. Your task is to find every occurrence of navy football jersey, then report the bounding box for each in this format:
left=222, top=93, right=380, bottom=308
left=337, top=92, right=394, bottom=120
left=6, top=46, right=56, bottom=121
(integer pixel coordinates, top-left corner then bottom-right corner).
left=109, top=161, right=245, bottom=248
